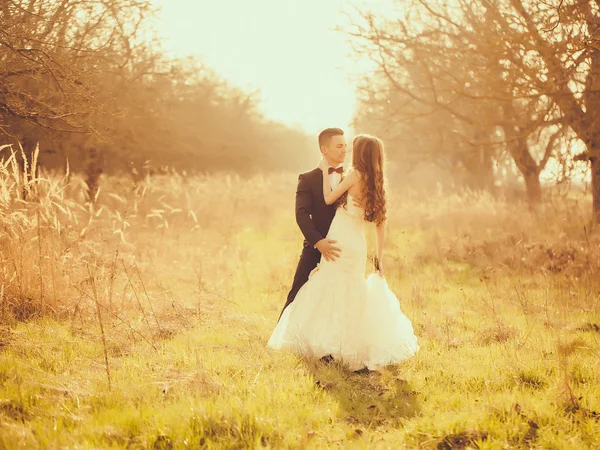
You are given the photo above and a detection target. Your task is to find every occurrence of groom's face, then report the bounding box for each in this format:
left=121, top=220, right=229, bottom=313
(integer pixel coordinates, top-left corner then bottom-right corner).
left=322, top=135, right=347, bottom=166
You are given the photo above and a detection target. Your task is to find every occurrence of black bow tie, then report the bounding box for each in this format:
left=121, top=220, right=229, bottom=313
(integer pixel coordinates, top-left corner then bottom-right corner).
left=328, top=166, right=344, bottom=175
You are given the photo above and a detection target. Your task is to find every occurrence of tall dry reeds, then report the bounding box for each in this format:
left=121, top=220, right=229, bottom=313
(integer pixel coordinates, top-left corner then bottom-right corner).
left=0, top=145, right=295, bottom=330
left=1, top=146, right=598, bottom=326
left=0, top=144, right=135, bottom=325
left=0, top=143, right=78, bottom=321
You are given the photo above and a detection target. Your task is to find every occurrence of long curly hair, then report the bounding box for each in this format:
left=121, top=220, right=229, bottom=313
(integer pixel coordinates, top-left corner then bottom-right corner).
left=352, top=134, right=387, bottom=225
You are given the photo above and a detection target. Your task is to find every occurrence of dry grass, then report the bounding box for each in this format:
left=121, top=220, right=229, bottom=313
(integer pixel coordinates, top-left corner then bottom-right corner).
left=0, top=147, right=599, bottom=448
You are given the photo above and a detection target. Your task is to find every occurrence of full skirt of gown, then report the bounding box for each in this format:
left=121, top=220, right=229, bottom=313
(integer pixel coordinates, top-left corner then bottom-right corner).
left=267, top=199, right=419, bottom=371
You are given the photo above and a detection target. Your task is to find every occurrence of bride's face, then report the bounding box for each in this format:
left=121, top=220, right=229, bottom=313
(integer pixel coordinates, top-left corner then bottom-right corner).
left=322, top=135, right=347, bottom=166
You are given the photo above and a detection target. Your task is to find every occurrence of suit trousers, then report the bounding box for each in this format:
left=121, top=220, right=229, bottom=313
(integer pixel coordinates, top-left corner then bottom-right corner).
left=279, top=244, right=322, bottom=320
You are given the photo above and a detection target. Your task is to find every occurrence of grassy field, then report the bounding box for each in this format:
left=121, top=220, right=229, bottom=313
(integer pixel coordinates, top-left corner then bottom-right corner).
left=0, top=154, right=599, bottom=449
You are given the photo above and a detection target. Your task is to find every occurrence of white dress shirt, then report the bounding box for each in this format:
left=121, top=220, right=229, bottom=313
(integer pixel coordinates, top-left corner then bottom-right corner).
left=330, top=165, right=343, bottom=191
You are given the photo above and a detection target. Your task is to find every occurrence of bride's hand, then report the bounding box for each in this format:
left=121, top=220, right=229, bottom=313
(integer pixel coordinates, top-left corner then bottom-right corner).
left=318, top=158, right=329, bottom=172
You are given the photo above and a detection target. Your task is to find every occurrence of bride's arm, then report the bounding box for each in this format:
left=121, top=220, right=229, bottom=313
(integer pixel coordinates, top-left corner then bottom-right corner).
left=375, top=220, right=387, bottom=276
left=321, top=167, right=359, bottom=205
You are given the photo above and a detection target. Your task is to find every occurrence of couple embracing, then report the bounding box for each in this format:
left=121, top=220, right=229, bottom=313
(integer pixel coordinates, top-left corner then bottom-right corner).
left=267, top=128, right=419, bottom=372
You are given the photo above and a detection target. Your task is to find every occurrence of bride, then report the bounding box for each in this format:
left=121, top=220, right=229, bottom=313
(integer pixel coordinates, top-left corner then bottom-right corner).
left=267, top=134, right=419, bottom=371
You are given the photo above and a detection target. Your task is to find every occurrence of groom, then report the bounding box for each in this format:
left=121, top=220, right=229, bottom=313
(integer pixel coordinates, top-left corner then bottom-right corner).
left=279, top=128, right=347, bottom=319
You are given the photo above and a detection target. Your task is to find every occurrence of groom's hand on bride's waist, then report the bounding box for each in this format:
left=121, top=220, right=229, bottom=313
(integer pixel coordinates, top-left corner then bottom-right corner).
left=315, top=239, right=341, bottom=262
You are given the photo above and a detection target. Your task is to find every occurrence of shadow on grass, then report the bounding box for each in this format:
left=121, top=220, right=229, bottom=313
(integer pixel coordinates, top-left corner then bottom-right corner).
left=303, top=357, right=420, bottom=427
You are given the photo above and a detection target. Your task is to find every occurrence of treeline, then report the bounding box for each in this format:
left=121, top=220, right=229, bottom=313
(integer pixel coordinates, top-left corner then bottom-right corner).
left=0, top=0, right=315, bottom=178
left=348, top=0, right=600, bottom=221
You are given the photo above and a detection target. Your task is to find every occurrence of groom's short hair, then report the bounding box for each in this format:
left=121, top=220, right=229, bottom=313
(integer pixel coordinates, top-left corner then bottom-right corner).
left=318, top=128, right=344, bottom=149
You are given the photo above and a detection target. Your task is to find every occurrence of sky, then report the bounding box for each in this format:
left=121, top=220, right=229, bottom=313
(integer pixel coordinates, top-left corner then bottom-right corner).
left=154, top=0, right=374, bottom=135
left=151, top=1, right=591, bottom=185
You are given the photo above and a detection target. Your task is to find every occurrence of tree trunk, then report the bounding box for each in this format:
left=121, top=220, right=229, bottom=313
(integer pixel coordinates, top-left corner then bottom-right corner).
left=503, top=133, right=543, bottom=206
left=523, top=170, right=542, bottom=206
left=86, top=146, right=102, bottom=202
left=592, top=157, right=600, bottom=224
left=463, top=146, right=495, bottom=192
left=462, top=129, right=496, bottom=192
left=585, top=9, right=600, bottom=224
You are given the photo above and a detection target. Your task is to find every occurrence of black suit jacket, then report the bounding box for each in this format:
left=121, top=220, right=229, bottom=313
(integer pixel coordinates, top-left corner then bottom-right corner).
left=295, top=168, right=336, bottom=248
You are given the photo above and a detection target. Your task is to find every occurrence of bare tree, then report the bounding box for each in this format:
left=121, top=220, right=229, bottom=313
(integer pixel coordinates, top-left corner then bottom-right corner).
left=347, top=0, right=586, bottom=208
left=0, top=0, right=159, bottom=136
left=0, top=0, right=316, bottom=177
left=501, top=0, right=600, bottom=220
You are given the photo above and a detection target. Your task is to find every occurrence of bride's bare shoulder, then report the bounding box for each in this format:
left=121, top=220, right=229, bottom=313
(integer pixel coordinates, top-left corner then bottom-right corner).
left=345, top=167, right=362, bottom=181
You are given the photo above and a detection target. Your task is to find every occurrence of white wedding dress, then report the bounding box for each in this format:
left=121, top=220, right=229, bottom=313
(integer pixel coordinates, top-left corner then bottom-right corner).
left=268, top=194, right=419, bottom=371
